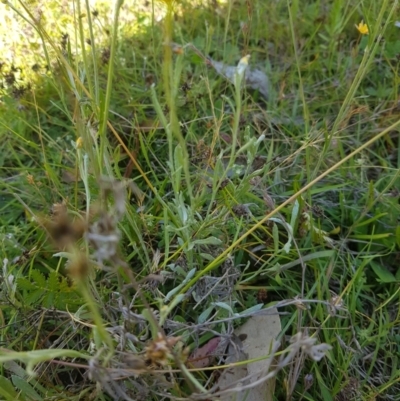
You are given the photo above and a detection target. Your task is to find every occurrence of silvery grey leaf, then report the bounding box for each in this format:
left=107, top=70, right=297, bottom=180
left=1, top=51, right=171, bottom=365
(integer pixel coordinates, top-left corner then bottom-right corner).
left=208, top=58, right=269, bottom=99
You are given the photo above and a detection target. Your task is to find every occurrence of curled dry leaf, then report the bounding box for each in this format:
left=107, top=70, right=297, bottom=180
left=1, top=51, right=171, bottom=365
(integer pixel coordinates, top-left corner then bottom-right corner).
left=187, top=336, right=222, bottom=369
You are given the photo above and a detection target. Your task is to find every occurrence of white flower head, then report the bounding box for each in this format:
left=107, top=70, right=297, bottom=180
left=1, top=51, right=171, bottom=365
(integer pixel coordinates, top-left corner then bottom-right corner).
left=291, top=332, right=332, bottom=362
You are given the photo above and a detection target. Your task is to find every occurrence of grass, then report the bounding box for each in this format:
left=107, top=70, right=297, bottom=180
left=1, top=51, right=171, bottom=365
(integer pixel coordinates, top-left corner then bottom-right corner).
left=0, top=0, right=399, bottom=400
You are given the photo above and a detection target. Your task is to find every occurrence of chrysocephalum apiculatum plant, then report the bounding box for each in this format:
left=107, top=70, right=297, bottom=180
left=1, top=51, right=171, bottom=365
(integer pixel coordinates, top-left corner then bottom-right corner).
left=0, top=0, right=400, bottom=400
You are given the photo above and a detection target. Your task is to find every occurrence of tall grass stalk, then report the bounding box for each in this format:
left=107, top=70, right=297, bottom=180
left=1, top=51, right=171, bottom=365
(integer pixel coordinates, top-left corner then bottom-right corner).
left=287, top=0, right=312, bottom=208
left=159, top=0, right=193, bottom=200
left=75, top=0, right=95, bottom=106
left=84, top=0, right=100, bottom=104
left=99, top=0, right=125, bottom=177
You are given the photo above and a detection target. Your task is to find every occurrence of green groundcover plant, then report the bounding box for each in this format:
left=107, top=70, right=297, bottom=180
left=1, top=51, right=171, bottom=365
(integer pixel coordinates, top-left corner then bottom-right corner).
left=0, top=0, right=399, bottom=400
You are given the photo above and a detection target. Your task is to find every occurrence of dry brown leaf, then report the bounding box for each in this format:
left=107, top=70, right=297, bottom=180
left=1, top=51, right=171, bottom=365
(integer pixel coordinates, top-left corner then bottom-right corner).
left=216, top=308, right=281, bottom=401
left=61, top=169, right=80, bottom=183
left=188, top=337, right=222, bottom=369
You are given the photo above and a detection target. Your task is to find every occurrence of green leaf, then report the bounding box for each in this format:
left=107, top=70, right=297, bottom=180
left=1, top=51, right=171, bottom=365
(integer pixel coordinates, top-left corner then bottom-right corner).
left=238, top=303, right=263, bottom=316
left=17, top=278, right=36, bottom=291
left=3, top=361, right=47, bottom=397
left=315, top=368, right=334, bottom=401
left=173, top=144, right=183, bottom=193
left=370, top=261, right=397, bottom=283
left=25, top=290, right=44, bottom=306
left=272, top=223, right=279, bottom=253
left=12, top=376, right=43, bottom=401
left=0, top=376, right=18, bottom=400
left=350, top=233, right=391, bottom=240
left=384, top=40, right=400, bottom=58
left=30, top=271, right=46, bottom=289
left=198, top=306, right=214, bottom=324
left=16, top=269, right=81, bottom=310
left=0, top=350, right=89, bottom=377
left=396, top=225, right=400, bottom=248
left=396, top=267, right=400, bottom=281
left=192, top=236, right=223, bottom=246
left=290, top=199, right=300, bottom=229
left=271, top=217, right=293, bottom=254
left=198, top=253, right=215, bottom=261
left=165, top=268, right=196, bottom=302
left=354, top=213, right=388, bottom=228
left=141, top=308, right=159, bottom=340
left=47, top=271, right=59, bottom=292
left=43, top=292, right=55, bottom=309
left=212, top=302, right=235, bottom=315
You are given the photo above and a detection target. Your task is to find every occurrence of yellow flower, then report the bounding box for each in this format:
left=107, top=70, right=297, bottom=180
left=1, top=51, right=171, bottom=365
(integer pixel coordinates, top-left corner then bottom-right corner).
left=76, top=137, right=84, bottom=149
left=236, top=54, right=250, bottom=77
left=355, top=20, right=369, bottom=35
left=238, top=54, right=250, bottom=67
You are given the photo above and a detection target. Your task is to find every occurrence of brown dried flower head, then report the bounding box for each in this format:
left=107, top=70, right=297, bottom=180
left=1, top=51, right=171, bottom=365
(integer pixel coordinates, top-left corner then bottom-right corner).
left=40, top=201, right=86, bottom=250
left=66, top=250, right=91, bottom=281
left=145, top=333, right=181, bottom=366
